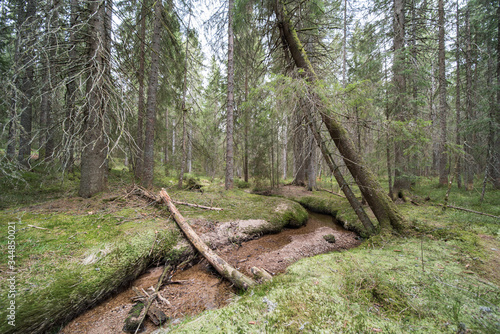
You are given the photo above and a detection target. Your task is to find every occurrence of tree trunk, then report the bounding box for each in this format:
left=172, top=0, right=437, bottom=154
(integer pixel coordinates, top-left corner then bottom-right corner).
left=292, top=109, right=306, bottom=186
left=465, top=7, right=474, bottom=190
left=158, top=189, right=256, bottom=290
left=244, top=69, right=249, bottom=183
left=304, top=104, right=376, bottom=235
left=135, top=0, right=147, bottom=181
left=225, top=0, right=235, bottom=190
left=17, top=0, right=36, bottom=167
left=79, top=0, right=108, bottom=198
left=164, top=107, right=169, bottom=175
left=178, top=12, right=191, bottom=188
left=342, top=0, right=347, bottom=87
left=492, top=0, right=500, bottom=189
left=437, top=0, right=448, bottom=186
left=282, top=115, right=288, bottom=180
left=307, top=130, right=317, bottom=191
left=275, top=4, right=404, bottom=232
left=141, top=0, right=162, bottom=189
left=392, top=0, right=410, bottom=195
left=455, top=1, right=462, bottom=189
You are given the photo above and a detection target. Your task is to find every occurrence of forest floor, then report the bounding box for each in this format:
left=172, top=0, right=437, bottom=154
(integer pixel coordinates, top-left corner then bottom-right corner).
left=1, top=171, right=500, bottom=333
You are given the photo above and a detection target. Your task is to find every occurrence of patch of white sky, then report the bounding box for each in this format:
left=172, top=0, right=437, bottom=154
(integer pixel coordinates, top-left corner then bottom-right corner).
left=175, top=0, right=227, bottom=86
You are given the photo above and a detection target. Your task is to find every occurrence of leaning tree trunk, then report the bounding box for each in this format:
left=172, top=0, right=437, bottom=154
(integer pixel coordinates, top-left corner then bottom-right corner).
left=275, top=3, right=404, bottom=232
left=304, top=102, right=376, bottom=235
left=141, top=0, right=162, bottom=189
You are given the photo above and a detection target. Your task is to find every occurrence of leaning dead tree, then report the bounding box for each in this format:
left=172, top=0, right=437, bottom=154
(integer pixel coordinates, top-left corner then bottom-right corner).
left=158, top=188, right=256, bottom=290
left=275, top=2, right=405, bottom=232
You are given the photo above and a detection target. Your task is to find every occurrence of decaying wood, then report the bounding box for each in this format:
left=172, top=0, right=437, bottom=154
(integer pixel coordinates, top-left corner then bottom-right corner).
left=250, top=267, right=272, bottom=282
left=318, top=187, right=346, bottom=199
left=134, top=185, right=223, bottom=211
left=124, top=265, right=171, bottom=333
left=434, top=203, right=500, bottom=220
left=158, top=188, right=256, bottom=290
left=172, top=200, right=223, bottom=211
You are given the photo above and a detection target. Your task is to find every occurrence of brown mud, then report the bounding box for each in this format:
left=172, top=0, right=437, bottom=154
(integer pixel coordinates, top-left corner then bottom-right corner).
left=60, top=211, right=361, bottom=334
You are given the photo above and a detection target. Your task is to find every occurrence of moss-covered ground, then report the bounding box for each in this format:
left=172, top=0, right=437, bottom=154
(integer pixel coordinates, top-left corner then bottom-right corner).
left=0, top=171, right=306, bottom=334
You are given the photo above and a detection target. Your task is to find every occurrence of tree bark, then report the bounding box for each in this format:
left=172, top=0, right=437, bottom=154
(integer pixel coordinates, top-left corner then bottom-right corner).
left=437, top=0, right=448, bottom=186
left=492, top=0, right=500, bottom=189
left=158, top=189, right=256, bottom=290
left=64, top=0, right=79, bottom=172
left=455, top=1, right=462, bottom=188
left=79, top=0, right=108, bottom=197
left=225, top=0, right=235, bottom=190
left=135, top=0, right=147, bottom=181
left=465, top=7, right=474, bottom=191
left=178, top=13, right=191, bottom=189
left=17, top=0, right=36, bottom=167
left=141, top=0, right=162, bottom=189
left=305, top=104, right=376, bottom=235
left=392, top=0, right=410, bottom=194
left=275, top=3, right=404, bottom=232
left=292, top=108, right=306, bottom=186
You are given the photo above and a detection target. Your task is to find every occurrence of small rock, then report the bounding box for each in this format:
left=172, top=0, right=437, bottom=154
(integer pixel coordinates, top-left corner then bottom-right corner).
left=323, top=234, right=336, bottom=243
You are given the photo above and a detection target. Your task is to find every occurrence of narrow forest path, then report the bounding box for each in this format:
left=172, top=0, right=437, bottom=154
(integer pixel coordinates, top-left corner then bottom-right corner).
left=60, top=209, right=361, bottom=334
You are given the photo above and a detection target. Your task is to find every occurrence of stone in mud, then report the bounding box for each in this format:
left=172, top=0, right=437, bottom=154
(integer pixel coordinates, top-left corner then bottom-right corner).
left=323, top=234, right=336, bottom=243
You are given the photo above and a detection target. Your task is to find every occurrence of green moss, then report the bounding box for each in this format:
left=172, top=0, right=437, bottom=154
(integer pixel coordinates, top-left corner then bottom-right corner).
left=166, top=238, right=500, bottom=334
left=297, top=195, right=339, bottom=216
left=0, top=208, right=179, bottom=334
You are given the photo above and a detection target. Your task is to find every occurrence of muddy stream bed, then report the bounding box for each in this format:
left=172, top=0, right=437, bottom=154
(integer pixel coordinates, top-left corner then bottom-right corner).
left=61, top=211, right=361, bottom=334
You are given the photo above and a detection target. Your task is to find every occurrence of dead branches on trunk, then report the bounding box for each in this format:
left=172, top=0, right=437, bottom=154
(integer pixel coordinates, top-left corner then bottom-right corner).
left=133, top=185, right=223, bottom=211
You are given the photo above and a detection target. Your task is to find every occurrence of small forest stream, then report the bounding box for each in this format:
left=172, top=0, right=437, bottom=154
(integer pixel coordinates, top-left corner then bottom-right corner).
left=61, top=211, right=361, bottom=334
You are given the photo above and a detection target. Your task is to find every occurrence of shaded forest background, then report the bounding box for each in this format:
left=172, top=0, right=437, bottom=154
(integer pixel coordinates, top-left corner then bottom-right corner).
left=0, top=0, right=499, bottom=205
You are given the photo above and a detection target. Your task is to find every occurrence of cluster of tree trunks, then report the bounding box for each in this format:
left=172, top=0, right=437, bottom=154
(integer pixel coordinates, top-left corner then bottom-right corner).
left=275, top=2, right=405, bottom=233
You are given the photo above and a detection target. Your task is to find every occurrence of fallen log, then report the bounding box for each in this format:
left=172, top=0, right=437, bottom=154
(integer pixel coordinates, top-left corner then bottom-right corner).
left=172, top=200, right=223, bottom=211
left=158, top=188, right=256, bottom=290
left=434, top=203, right=500, bottom=220
left=318, top=187, right=346, bottom=199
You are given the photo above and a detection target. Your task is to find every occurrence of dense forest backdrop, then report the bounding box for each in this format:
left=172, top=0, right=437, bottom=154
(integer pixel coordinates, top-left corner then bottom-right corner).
left=1, top=0, right=498, bottom=204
